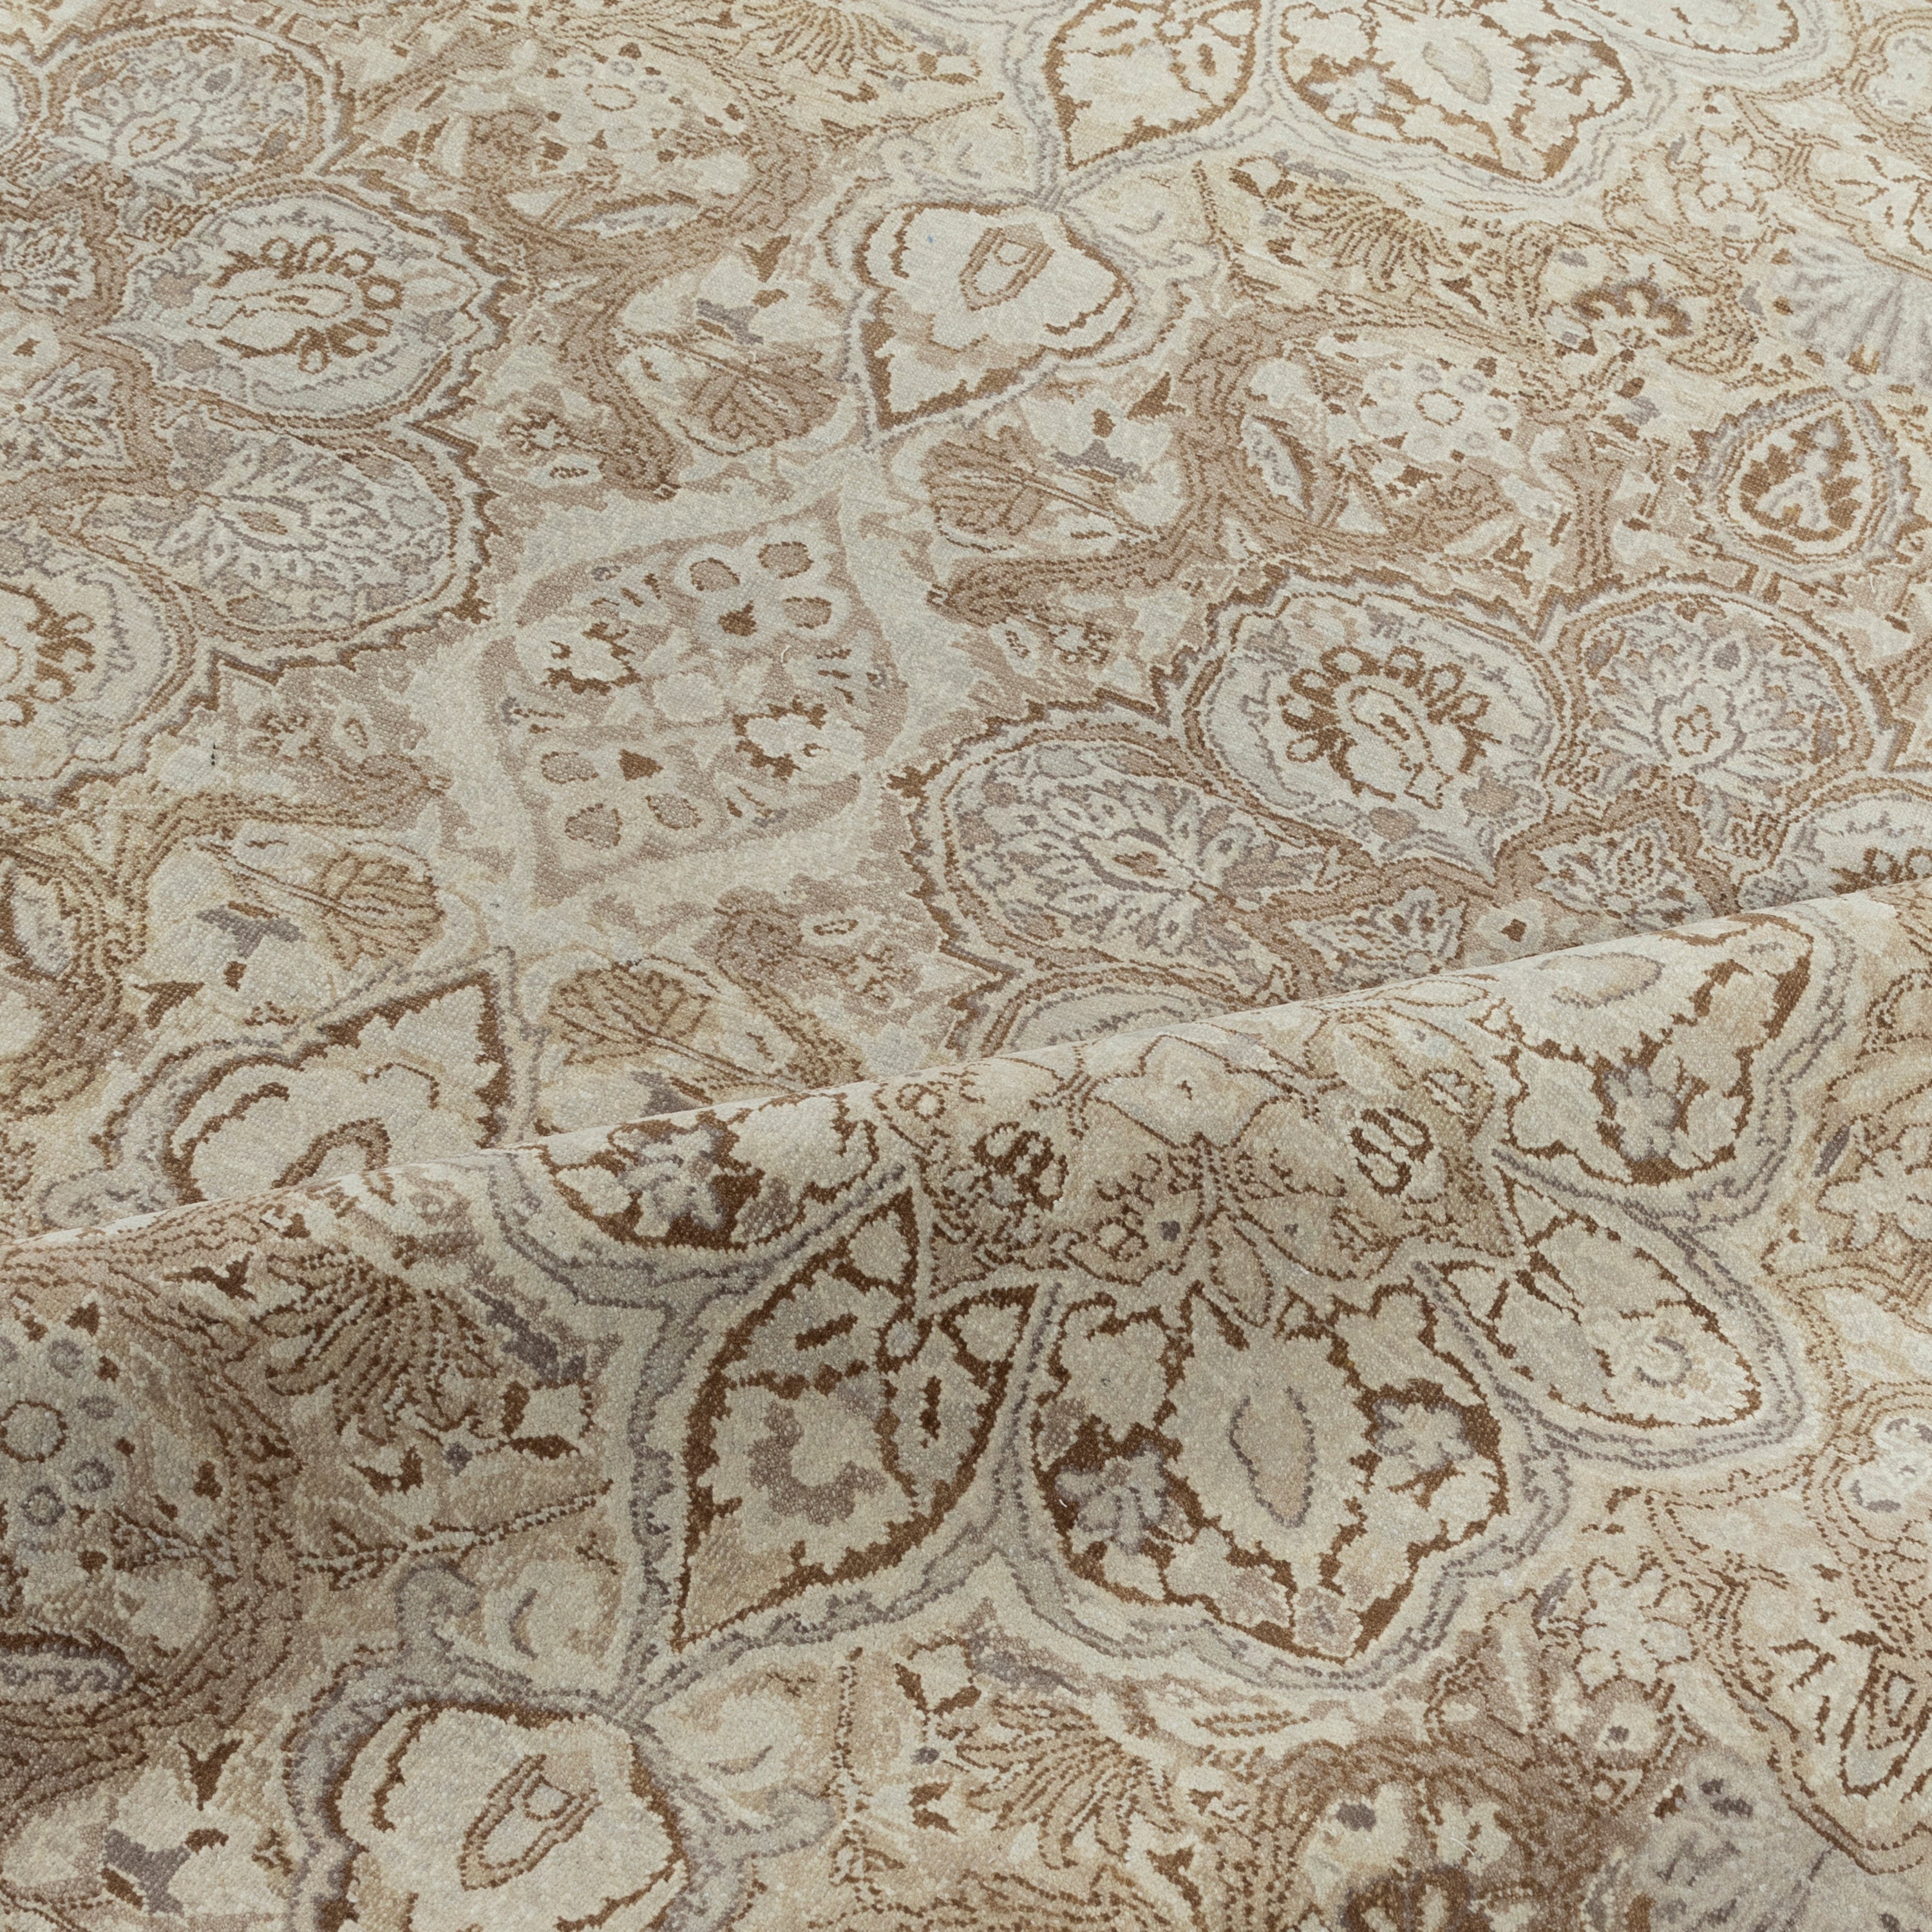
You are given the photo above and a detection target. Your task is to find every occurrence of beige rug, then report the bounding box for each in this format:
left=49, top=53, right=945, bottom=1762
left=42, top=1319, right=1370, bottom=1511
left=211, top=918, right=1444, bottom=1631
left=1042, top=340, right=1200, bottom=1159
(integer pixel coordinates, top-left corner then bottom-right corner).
left=3, top=0, right=1932, bottom=1923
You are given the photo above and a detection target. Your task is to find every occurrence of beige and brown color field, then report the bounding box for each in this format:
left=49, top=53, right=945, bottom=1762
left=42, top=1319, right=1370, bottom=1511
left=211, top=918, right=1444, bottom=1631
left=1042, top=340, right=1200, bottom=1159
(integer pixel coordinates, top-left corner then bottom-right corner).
left=1, top=0, right=1931, bottom=1924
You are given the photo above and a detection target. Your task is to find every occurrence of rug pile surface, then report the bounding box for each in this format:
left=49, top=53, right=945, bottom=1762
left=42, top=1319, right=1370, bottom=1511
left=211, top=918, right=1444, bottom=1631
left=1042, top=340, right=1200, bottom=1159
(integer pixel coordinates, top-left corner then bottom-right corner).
left=2, top=0, right=1932, bottom=1924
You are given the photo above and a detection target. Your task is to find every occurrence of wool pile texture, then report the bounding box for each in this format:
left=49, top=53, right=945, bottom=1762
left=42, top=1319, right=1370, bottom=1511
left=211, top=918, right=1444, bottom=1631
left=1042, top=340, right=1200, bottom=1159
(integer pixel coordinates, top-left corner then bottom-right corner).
left=1, top=0, right=1932, bottom=1924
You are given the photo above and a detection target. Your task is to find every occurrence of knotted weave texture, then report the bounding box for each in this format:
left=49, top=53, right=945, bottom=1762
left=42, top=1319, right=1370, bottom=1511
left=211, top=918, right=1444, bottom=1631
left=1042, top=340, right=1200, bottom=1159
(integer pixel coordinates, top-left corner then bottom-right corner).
left=1, top=0, right=1931, bottom=1926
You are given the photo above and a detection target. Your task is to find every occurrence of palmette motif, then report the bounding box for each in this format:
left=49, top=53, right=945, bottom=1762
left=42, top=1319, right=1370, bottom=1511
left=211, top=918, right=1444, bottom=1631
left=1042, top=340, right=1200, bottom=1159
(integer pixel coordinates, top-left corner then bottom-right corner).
left=0, top=0, right=1930, bottom=1922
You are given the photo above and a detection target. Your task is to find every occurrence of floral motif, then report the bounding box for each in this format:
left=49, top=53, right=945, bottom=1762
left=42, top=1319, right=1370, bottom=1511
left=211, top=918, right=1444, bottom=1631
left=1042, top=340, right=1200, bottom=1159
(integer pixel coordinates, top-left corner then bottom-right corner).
left=484, top=500, right=904, bottom=887
left=1768, top=237, right=1932, bottom=381
left=1203, top=583, right=1555, bottom=870
left=857, top=204, right=1134, bottom=426
left=1535, top=822, right=1711, bottom=926
left=1045, top=0, right=1261, bottom=166
left=0, top=524, right=190, bottom=800
left=0, top=215, right=93, bottom=307
left=2, top=3, right=1932, bottom=1925
left=0, top=1242, right=297, bottom=1821
left=42, top=24, right=331, bottom=200
left=330, top=1705, right=686, bottom=1931
left=1477, top=911, right=1815, bottom=1190
left=1562, top=590, right=1879, bottom=849
left=1276, top=0, right=1632, bottom=180
left=110, top=191, right=490, bottom=419
left=1300, top=882, right=1468, bottom=988
left=679, top=1193, right=1033, bottom=1642
left=1660, top=1388, right=1932, bottom=1864
left=90, top=414, right=469, bottom=643
left=99, top=967, right=514, bottom=1206
left=1693, top=389, right=1923, bottom=578
left=934, top=736, right=1334, bottom=996
left=1034, top=1278, right=1515, bottom=1661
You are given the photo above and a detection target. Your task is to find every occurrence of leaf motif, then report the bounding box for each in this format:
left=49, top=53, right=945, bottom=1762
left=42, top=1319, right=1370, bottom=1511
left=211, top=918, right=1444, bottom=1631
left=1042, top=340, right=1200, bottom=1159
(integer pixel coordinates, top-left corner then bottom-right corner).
left=258, top=1252, right=498, bottom=1443
left=952, top=1694, right=1182, bottom=1867
left=925, top=428, right=1057, bottom=539
left=1045, top=0, right=1260, bottom=167
left=312, top=851, right=442, bottom=967
left=923, top=425, right=1140, bottom=544
left=682, top=349, right=839, bottom=453
left=547, top=961, right=714, bottom=1057
left=676, top=1191, right=1031, bottom=1644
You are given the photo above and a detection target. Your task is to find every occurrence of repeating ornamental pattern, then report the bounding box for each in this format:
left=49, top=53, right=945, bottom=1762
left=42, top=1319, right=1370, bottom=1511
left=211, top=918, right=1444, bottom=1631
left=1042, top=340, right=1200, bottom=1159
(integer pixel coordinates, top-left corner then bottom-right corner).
left=5, top=886, right=1932, bottom=1926
left=0, top=0, right=1929, bottom=1925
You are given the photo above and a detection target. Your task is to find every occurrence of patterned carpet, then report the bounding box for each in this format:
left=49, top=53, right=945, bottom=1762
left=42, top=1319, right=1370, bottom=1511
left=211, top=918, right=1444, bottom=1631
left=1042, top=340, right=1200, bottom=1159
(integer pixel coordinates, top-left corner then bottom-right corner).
left=2, top=0, right=1931, bottom=1924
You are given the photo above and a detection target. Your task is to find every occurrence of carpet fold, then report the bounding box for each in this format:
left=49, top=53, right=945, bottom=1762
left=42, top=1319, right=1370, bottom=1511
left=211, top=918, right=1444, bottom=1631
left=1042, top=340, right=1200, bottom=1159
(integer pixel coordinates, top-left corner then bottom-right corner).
left=1, top=0, right=1931, bottom=1925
